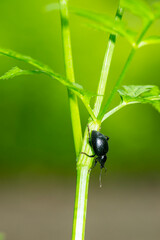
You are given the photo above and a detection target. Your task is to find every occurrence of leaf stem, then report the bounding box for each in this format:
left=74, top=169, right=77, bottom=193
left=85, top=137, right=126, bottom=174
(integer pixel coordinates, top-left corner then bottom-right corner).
left=98, top=20, right=153, bottom=121
left=102, top=102, right=126, bottom=121
left=59, top=0, right=82, bottom=156
left=82, top=97, right=98, bottom=122
left=93, top=6, right=124, bottom=117
left=102, top=101, right=139, bottom=122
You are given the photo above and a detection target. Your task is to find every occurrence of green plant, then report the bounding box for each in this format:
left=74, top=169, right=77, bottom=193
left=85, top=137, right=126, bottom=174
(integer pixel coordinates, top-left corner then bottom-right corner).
left=0, top=0, right=160, bottom=240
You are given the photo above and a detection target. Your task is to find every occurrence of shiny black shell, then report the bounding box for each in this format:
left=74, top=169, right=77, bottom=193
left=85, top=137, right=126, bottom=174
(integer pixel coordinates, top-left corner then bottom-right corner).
left=91, top=130, right=109, bottom=156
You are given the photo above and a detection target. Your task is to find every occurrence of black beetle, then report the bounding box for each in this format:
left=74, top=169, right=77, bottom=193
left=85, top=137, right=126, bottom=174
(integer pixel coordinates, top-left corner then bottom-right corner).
left=81, top=125, right=109, bottom=187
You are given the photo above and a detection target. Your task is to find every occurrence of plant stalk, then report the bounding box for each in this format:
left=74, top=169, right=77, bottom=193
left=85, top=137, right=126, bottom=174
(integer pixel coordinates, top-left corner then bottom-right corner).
left=72, top=121, right=100, bottom=240
left=72, top=167, right=89, bottom=240
left=93, top=6, right=124, bottom=117
left=72, top=5, right=124, bottom=240
left=98, top=20, right=153, bottom=121
left=59, top=0, right=82, bottom=156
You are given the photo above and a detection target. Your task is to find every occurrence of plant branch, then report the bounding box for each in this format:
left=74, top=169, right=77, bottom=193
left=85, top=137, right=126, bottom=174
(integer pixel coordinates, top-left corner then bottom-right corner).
left=93, top=6, right=124, bottom=117
left=102, top=102, right=126, bottom=121
left=98, top=19, right=153, bottom=121
left=82, top=97, right=98, bottom=122
left=59, top=0, right=82, bottom=156
left=102, top=101, right=139, bottom=122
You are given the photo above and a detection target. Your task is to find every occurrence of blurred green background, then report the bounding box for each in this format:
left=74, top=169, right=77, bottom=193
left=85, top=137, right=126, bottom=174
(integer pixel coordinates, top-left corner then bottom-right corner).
left=0, top=0, right=159, bottom=178
left=0, top=1, right=160, bottom=240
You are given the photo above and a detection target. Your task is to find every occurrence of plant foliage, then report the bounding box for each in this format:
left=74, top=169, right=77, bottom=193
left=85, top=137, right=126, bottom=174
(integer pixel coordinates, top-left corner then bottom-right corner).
left=71, top=7, right=136, bottom=46
left=0, top=1, right=160, bottom=240
left=0, top=49, right=96, bottom=115
left=121, top=0, right=154, bottom=20
left=118, top=85, right=160, bottom=112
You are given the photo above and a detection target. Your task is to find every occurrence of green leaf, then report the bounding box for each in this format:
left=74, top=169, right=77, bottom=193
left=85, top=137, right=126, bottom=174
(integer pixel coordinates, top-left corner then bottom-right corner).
left=0, top=48, right=94, bottom=100
left=0, top=49, right=97, bottom=120
left=71, top=8, right=136, bottom=46
left=0, top=48, right=56, bottom=73
left=138, top=36, right=160, bottom=48
left=0, top=66, right=42, bottom=80
left=121, top=0, right=154, bottom=20
left=118, top=85, right=155, bottom=98
left=118, top=85, right=160, bottom=112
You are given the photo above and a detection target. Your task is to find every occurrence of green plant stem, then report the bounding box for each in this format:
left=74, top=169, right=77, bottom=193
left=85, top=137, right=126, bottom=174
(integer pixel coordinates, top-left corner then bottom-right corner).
left=72, top=5, right=124, bottom=240
left=72, top=167, right=89, bottom=240
left=82, top=97, right=97, bottom=122
left=93, top=6, right=124, bottom=117
left=59, top=2, right=99, bottom=240
left=98, top=48, right=135, bottom=120
left=102, top=101, right=139, bottom=122
left=59, top=0, right=82, bottom=156
left=102, top=102, right=126, bottom=121
left=98, top=20, right=153, bottom=121
left=72, top=121, right=100, bottom=240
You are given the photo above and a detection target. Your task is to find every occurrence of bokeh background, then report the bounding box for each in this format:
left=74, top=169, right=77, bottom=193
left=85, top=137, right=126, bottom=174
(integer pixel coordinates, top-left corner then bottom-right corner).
left=0, top=0, right=160, bottom=240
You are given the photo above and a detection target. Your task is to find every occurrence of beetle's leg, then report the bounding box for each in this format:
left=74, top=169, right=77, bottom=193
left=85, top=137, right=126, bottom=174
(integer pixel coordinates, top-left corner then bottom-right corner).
left=99, top=160, right=108, bottom=187
left=99, top=168, right=103, bottom=188
left=87, top=125, right=92, bottom=146
left=105, top=136, right=109, bottom=141
left=88, top=158, right=98, bottom=173
left=81, top=152, right=95, bottom=158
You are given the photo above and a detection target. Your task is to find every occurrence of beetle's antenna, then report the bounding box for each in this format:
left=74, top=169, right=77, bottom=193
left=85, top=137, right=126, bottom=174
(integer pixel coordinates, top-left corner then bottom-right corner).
left=99, top=169, right=103, bottom=188
left=105, top=136, right=109, bottom=141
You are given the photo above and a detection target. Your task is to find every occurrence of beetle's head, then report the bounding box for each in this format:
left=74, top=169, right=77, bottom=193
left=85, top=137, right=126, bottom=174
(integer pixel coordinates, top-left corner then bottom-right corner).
left=100, top=155, right=107, bottom=167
